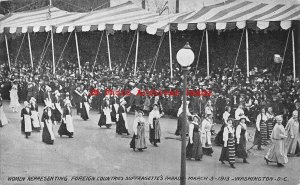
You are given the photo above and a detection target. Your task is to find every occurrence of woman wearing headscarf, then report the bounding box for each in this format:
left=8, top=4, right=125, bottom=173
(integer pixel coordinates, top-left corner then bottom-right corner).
left=285, top=110, right=299, bottom=156
left=201, top=112, right=214, bottom=156
left=81, top=90, right=91, bottom=121
left=30, top=97, right=41, bottom=131
left=266, top=106, right=275, bottom=141
left=264, top=115, right=288, bottom=167
left=58, top=99, right=74, bottom=138
left=42, top=101, right=55, bottom=144
left=215, top=106, right=231, bottom=146
left=253, top=107, right=268, bottom=150
left=186, top=115, right=203, bottom=161
left=0, top=94, right=9, bottom=127
left=21, top=101, right=32, bottom=139
left=116, top=98, right=131, bottom=135
left=130, top=108, right=147, bottom=151
left=235, top=116, right=249, bottom=164
left=148, top=104, right=164, bottom=147
left=219, top=118, right=236, bottom=168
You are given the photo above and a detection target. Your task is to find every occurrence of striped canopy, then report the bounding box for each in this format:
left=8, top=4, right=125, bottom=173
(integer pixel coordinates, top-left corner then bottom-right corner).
left=0, top=0, right=299, bottom=36
left=146, top=0, right=300, bottom=34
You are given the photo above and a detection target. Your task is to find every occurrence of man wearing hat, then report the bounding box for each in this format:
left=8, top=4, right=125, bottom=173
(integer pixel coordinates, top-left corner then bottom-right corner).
left=20, top=101, right=32, bottom=139
left=30, top=97, right=41, bottom=131
left=116, top=98, right=131, bottom=135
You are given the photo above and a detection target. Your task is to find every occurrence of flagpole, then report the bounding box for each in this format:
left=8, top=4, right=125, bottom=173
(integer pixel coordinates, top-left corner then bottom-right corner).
left=169, top=24, right=173, bottom=79
left=246, top=28, right=249, bottom=78
left=106, top=30, right=112, bottom=70
left=134, top=30, right=139, bottom=76
left=27, top=32, right=34, bottom=69
left=206, top=29, right=209, bottom=77
left=5, top=35, right=11, bottom=71
left=292, top=29, right=296, bottom=82
left=51, top=28, right=55, bottom=74
left=74, top=31, right=82, bottom=75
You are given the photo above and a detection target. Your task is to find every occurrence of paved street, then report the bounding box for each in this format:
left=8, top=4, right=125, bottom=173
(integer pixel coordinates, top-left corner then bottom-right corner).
left=1, top=101, right=299, bottom=185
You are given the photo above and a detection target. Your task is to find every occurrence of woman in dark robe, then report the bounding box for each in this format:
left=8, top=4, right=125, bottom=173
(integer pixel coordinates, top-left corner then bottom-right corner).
left=253, top=108, right=268, bottom=150
left=58, top=99, right=74, bottom=138
left=111, top=95, right=119, bottom=123
left=130, top=109, right=147, bottom=151
left=215, top=106, right=231, bottom=146
left=42, top=102, right=55, bottom=144
left=266, top=106, right=275, bottom=141
left=219, top=118, right=236, bottom=168
left=21, top=101, right=32, bottom=138
left=148, top=104, right=164, bottom=147
left=98, top=95, right=112, bottom=128
left=81, top=90, right=90, bottom=121
left=235, top=117, right=249, bottom=164
left=116, top=98, right=131, bottom=135
left=186, top=115, right=203, bottom=161
left=175, top=103, right=191, bottom=136
left=52, top=90, right=62, bottom=124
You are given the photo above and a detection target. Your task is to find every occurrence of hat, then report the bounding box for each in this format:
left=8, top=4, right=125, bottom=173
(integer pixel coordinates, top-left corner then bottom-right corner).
left=24, top=101, right=29, bottom=107
left=239, top=116, right=247, bottom=121
left=136, top=107, right=144, bottom=115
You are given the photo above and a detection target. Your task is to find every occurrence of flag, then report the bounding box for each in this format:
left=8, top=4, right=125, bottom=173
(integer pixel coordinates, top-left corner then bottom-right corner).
left=130, top=87, right=140, bottom=96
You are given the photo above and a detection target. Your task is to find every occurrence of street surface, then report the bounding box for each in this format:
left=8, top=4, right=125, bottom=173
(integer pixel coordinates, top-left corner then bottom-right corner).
left=0, top=101, right=299, bottom=185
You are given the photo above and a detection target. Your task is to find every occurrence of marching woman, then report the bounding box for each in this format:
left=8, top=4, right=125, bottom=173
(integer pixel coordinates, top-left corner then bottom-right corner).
left=21, top=101, right=32, bottom=139
left=42, top=101, right=55, bottom=145
left=116, top=98, right=131, bottom=135
left=215, top=106, right=231, bottom=146
left=284, top=110, right=299, bottom=156
left=111, top=95, right=119, bottom=123
left=81, top=90, right=91, bottom=121
left=219, top=118, right=236, bottom=168
left=264, top=115, right=288, bottom=167
left=53, top=90, right=63, bottom=125
left=148, top=104, right=164, bottom=147
left=30, top=97, right=41, bottom=131
left=0, top=95, right=9, bottom=127
left=186, top=115, right=203, bottom=161
left=130, top=108, right=147, bottom=151
left=266, top=106, right=275, bottom=141
left=253, top=108, right=268, bottom=150
left=58, top=99, right=74, bottom=138
left=98, top=95, right=112, bottom=128
left=201, top=111, right=214, bottom=156
left=235, top=116, right=249, bottom=164
left=9, top=82, right=20, bottom=112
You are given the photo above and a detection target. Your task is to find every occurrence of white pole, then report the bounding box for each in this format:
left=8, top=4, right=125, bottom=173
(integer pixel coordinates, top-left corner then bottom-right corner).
left=5, top=35, right=11, bottom=71
left=246, top=28, right=249, bottom=78
left=206, top=29, right=209, bottom=77
left=51, top=28, right=55, bottom=74
left=169, top=25, right=173, bottom=79
left=74, top=31, right=82, bottom=75
left=134, top=30, right=139, bottom=76
left=27, top=32, right=34, bottom=68
left=106, top=31, right=112, bottom=70
left=292, top=29, right=296, bottom=81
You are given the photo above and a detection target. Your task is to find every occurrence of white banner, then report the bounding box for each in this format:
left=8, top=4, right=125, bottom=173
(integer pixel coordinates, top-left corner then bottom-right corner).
left=24, top=115, right=32, bottom=132
left=66, top=115, right=74, bottom=133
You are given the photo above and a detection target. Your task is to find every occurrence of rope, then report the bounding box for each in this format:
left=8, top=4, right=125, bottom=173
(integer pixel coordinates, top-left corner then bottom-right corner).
left=231, top=28, right=245, bottom=79
left=55, top=31, right=73, bottom=68
left=151, top=32, right=165, bottom=75
left=38, top=37, right=52, bottom=69
left=277, top=29, right=291, bottom=81
left=38, top=32, right=50, bottom=68
left=92, top=31, right=104, bottom=73
left=11, top=1, right=38, bottom=13
left=93, top=1, right=110, bottom=11
left=54, top=0, right=89, bottom=12
left=124, top=30, right=137, bottom=70
left=195, top=31, right=205, bottom=74
left=14, top=34, right=25, bottom=66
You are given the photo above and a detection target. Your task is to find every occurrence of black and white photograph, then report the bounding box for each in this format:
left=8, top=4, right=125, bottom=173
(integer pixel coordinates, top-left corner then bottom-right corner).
left=0, top=0, right=300, bottom=184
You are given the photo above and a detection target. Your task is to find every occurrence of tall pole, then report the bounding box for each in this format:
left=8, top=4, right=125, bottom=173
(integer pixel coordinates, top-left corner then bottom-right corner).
left=106, top=31, right=112, bottom=70
left=142, top=0, right=145, bottom=9
left=180, top=68, right=187, bottom=185
left=169, top=26, right=173, bottom=79
left=74, top=31, right=82, bottom=75
left=5, top=35, right=11, bottom=71
left=134, top=30, right=139, bottom=76
left=51, top=28, right=55, bottom=74
left=292, top=29, right=296, bottom=81
left=27, top=32, right=34, bottom=69
left=176, top=0, right=179, bottom=13
left=246, top=28, right=249, bottom=78
left=205, top=29, right=209, bottom=77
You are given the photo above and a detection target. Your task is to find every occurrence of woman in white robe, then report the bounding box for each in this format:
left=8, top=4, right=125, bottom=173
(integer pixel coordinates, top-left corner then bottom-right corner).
left=285, top=111, right=299, bottom=156
left=9, top=83, right=20, bottom=112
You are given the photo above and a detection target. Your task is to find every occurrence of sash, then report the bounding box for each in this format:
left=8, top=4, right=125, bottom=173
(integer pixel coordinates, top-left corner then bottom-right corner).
left=31, top=111, right=40, bottom=128
left=66, top=115, right=74, bottom=133
left=122, top=112, right=128, bottom=129
left=24, top=114, right=32, bottom=132
left=55, top=103, right=63, bottom=114
left=84, top=102, right=90, bottom=117
left=45, top=120, right=55, bottom=140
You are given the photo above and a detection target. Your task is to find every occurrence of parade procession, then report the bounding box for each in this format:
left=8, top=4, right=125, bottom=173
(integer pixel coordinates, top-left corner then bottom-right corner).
left=0, top=0, right=300, bottom=185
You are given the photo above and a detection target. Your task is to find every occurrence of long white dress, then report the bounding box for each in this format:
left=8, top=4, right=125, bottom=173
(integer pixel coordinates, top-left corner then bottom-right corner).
left=9, top=85, right=20, bottom=109
left=0, top=100, right=8, bottom=126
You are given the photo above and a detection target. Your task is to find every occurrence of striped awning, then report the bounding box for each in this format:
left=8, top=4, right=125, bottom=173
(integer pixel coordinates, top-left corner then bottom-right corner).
left=0, top=0, right=299, bottom=35
left=145, top=0, right=300, bottom=34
